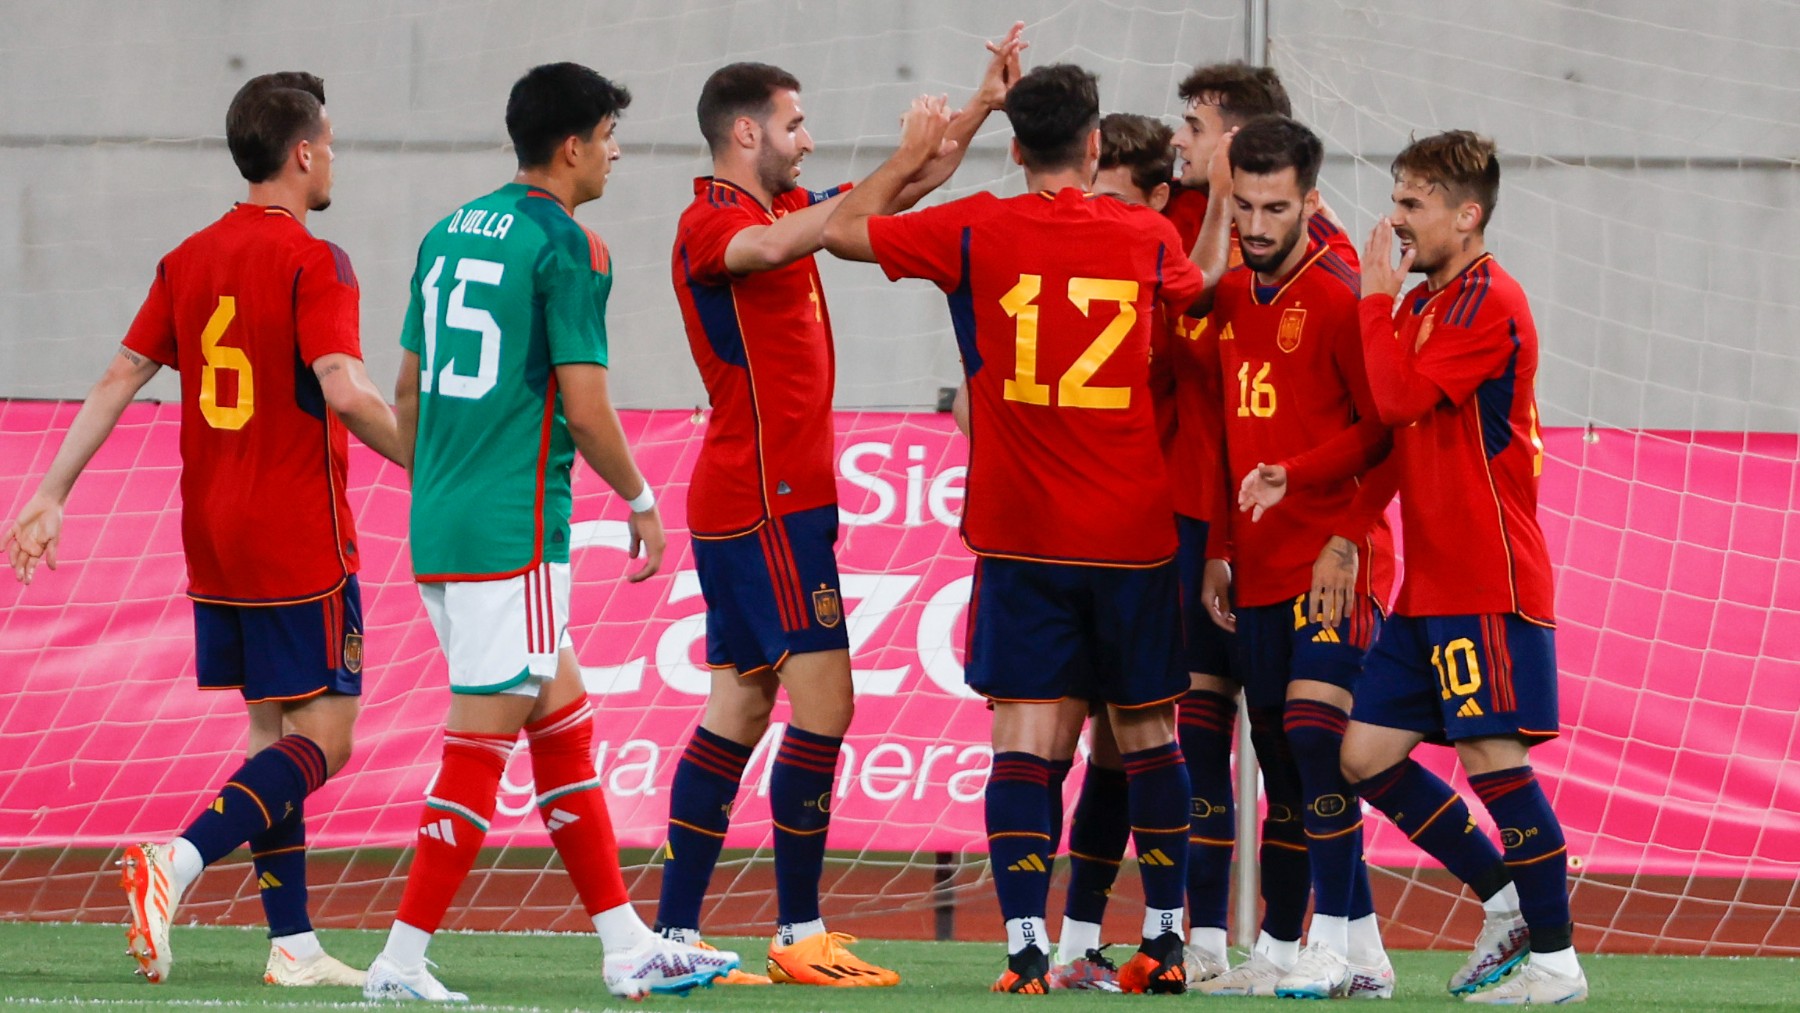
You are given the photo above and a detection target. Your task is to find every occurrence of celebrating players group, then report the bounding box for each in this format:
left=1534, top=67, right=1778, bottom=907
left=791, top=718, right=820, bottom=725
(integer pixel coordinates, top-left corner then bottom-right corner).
left=5, top=19, right=1588, bottom=1006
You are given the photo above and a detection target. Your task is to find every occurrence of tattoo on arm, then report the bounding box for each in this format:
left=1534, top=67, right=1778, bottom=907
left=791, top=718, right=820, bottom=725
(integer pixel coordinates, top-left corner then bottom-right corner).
left=316, top=362, right=345, bottom=378
left=120, top=349, right=147, bottom=367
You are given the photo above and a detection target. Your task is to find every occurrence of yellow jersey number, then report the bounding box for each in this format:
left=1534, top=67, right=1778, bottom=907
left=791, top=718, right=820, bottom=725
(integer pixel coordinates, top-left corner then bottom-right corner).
left=1000, top=274, right=1138, bottom=409
left=197, top=296, right=254, bottom=430
left=1236, top=361, right=1276, bottom=418
left=1432, top=637, right=1483, bottom=700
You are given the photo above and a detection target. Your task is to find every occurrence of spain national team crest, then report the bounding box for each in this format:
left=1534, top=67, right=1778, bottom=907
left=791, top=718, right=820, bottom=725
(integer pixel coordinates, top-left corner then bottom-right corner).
left=343, top=632, right=364, bottom=674
left=1277, top=307, right=1307, bottom=353
left=812, top=585, right=843, bottom=629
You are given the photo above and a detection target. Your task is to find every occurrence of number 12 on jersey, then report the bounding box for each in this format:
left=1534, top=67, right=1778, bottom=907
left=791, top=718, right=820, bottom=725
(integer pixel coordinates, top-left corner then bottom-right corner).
left=1000, top=274, right=1139, bottom=410
left=419, top=255, right=505, bottom=400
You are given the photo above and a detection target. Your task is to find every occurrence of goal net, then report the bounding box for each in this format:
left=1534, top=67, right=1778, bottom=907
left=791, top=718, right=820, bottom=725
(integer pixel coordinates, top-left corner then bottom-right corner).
left=1, top=0, right=1795, bottom=957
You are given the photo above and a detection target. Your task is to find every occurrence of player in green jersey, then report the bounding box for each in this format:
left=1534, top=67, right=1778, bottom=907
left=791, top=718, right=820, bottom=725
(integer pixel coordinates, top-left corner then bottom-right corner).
left=363, top=63, right=739, bottom=1003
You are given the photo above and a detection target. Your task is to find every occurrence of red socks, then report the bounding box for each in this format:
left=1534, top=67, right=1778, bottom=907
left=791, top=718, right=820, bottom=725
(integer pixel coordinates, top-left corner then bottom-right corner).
left=525, top=698, right=630, bottom=917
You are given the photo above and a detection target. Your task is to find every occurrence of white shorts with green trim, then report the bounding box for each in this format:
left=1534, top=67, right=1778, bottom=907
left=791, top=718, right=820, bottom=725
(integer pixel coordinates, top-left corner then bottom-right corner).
left=419, top=562, right=571, bottom=697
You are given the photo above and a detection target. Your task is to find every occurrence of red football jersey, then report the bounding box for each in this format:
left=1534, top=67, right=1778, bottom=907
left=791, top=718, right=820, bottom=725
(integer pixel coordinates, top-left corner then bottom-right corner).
left=674, top=177, right=850, bottom=537
left=1359, top=254, right=1554, bottom=622
left=869, top=188, right=1208, bottom=566
left=1156, top=188, right=1359, bottom=524
left=1211, top=241, right=1394, bottom=607
left=121, top=203, right=361, bottom=605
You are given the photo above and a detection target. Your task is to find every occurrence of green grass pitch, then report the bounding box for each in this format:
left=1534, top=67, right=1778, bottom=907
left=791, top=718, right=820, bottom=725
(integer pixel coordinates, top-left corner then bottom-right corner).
left=2, top=923, right=1795, bottom=1011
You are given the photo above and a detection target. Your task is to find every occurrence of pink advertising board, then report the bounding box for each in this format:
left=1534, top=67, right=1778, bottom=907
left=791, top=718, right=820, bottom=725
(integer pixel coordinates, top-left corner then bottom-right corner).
left=1, top=401, right=1795, bottom=881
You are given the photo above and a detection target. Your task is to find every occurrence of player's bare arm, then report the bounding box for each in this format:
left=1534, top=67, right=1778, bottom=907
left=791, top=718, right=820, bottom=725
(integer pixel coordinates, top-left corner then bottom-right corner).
left=890, top=22, right=1027, bottom=208
left=721, top=198, right=844, bottom=274
left=557, top=362, right=664, bottom=582
left=7, top=345, right=161, bottom=584
left=393, top=350, right=420, bottom=480
left=1180, top=126, right=1237, bottom=317
left=820, top=95, right=956, bottom=262
left=314, top=352, right=409, bottom=468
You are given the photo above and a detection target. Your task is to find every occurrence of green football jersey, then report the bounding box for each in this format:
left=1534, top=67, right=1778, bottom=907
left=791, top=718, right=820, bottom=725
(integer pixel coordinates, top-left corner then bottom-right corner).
left=401, top=183, right=611, bottom=580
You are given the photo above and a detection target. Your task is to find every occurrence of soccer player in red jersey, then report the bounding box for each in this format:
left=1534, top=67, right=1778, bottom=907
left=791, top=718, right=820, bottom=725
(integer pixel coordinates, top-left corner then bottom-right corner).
left=1340, top=131, right=1586, bottom=1004
left=1163, top=64, right=1367, bottom=990
left=1194, top=115, right=1396, bottom=999
left=656, top=26, right=1026, bottom=987
left=825, top=63, right=1229, bottom=994
left=5, top=73, right=405, bottom=987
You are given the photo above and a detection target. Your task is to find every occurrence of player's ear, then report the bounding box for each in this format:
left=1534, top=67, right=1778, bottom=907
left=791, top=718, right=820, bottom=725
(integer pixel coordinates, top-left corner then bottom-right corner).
left=1149, top=181, right=1171, bottom=212
left=1085, top=128, right=1101, bottom=164
left=1008, top=137, right=1024, bottom=167
left=1302, top=187, right=1321, bottom=219
left=732, top=115, right=759, bottom=152
left=1456, top=197, right=1482, bottom=234
left=294, top=137, right=313, bottom=175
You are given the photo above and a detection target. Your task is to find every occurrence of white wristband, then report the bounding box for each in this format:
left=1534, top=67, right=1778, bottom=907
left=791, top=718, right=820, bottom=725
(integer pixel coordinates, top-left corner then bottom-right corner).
left=626, top=486, right=656, bottom=513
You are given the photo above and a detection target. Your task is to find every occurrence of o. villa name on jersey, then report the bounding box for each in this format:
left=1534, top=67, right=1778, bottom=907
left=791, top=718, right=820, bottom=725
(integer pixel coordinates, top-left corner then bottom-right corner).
left=446, top=207, right=515, bottom=240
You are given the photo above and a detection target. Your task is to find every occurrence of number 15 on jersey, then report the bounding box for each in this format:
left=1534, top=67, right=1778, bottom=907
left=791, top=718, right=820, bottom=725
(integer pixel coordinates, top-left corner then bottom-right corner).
left=419, top=255, right=505, bottom=401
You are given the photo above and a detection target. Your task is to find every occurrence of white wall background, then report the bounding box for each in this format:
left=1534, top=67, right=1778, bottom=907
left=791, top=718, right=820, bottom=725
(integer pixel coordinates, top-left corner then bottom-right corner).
left=0, top=0, right=1794, bottom=431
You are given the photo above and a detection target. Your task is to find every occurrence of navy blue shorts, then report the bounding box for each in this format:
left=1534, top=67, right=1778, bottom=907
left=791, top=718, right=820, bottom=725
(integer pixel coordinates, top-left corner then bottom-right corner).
left=193, top=575, right=364, bottom=703
left=1234, top=591, right=1382, bottom=711
left=1352, top=613, right=1560, bottom=743
left=964, top=556, right=1186, bottom=709
left=1176, top=514, right=1235, bottom=680
left=694, top=504, right=850, bottom=676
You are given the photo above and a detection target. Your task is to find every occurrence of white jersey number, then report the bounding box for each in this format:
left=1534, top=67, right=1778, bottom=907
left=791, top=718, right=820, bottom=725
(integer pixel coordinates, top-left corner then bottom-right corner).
left=420, top=255, right=505, bottom=400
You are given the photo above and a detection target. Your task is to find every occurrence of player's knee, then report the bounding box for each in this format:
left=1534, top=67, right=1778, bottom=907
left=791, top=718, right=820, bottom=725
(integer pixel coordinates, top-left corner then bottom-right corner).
left=1338, top=747, right=1387, bottom=787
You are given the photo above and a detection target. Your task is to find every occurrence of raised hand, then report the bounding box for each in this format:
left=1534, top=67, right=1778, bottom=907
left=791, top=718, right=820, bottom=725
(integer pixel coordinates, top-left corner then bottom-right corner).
left=899, top=93, right=958, bottom=169
left=1237, top=462, right=1288, bottom=521
left=1208, top=126, right=1238, bottom=198
left=976, top=21, right=1029, bottom=111
left=1362, top=216, right=1416, bottom=300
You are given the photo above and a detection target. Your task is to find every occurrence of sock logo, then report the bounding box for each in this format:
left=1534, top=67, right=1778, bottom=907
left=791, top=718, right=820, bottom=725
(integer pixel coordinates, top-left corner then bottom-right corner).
left=1006, top=853, right=1048, bottom=873
left=545, top=808, right=580, bottom=832
left=1191, top=797, right=1222, bottom=817
left=1268, top=803, right=1298, bottom=822
left=420, top=818, right=459, bottom=846
left=209, top=797, right=225, bottom=815
left=1020, top=918, right=1039, bottom=949
left=1312, top=793, right=1348, bottom=818
left=1159, top=910, right=1177, bottom=934
left=1137, top=849, right=1176, bottom=867
left=804, top=792, right=833, bottom=814
left=257, top=871, right=282, bottom=889
left=1500, top=826, right=1536, bottom=849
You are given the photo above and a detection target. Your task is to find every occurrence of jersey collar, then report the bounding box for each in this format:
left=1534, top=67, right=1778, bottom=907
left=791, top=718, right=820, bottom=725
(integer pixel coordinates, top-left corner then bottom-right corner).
left=695, top=176, right=774, bottom=218
left=1251, top=239, right=1326, bottom=306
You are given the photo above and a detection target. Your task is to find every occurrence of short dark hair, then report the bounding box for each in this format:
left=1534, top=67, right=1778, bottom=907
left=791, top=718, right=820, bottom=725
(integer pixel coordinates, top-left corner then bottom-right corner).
left=225, top=72, right=326, bottom=183
left=506, top=62, right=632, bottom=169
left=1005, top=64, right=1100, bottom=172
left=1177, top=62, right=1291, bottom=127
left=697, top=62, right=802, bottom=154
left=1391, top=130, right=1501, bottom=231
left=1098, top=113, right=1175, bottom=196
left=1227, top=114, right=1324, bottom=193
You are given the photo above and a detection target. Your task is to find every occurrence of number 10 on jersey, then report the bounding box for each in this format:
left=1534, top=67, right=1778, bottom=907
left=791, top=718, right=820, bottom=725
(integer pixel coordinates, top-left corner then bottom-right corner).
left=419, top=255, right=505, bottom=400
